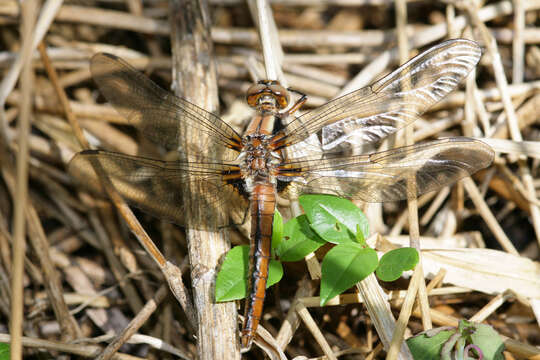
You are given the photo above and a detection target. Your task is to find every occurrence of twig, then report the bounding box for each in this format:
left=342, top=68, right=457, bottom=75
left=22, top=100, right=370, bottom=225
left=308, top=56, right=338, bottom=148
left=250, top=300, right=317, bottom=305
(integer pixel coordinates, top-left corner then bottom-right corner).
left=275, top=278, right=316, bottom=349
left=295, top=301, right=338, bottom=360
left=462, top=177, right=518, bottom=255
left=420, top=187, right=451, bottom=226
left=97, top=286, right=168, bottom=360
left=10, top=2, right=39, bottom=359
left=169, top=0, right=238, bottom=358
left=468, top=290, right=515, bottom=323
left=355, top=272, right=409, bottom=355
left=253, top=0, right=283, bottom=82
left=512, top=0, right=525, bottom=84
left=0, top=334, right=143, bottom=360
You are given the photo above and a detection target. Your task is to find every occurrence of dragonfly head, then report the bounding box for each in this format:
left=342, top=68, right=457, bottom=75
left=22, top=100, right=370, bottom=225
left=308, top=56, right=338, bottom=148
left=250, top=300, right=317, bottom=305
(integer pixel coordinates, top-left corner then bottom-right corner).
left=246, top=80, right=289, bottom=110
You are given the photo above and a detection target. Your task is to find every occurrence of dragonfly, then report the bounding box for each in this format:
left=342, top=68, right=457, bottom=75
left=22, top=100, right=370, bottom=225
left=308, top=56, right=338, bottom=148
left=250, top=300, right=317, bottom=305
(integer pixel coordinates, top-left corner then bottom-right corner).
left=69, top=38, right=494, bottom=349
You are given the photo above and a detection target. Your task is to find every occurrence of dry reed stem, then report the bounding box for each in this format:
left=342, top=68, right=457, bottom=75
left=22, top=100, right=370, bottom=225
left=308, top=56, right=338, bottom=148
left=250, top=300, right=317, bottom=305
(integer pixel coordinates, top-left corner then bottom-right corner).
left=420, top=187, right=451, bottom=226
left=169, top=0, right=237, bottom=358
left=295, top=301, right=338, bottom=360
left=300, top=286, right=473, bottom=308
left=275, top=278, right=316, bottom=349
left=0, top=334, right=142, bottom=360
left=9, top=2, right=36, bottom=359
left=512, top=0, right=525, bottom=84
left=2, top=2, right=540, bottom=46
left=468, top=290, right=515, bottom=323
left=97, top=285, right=168, bottom=360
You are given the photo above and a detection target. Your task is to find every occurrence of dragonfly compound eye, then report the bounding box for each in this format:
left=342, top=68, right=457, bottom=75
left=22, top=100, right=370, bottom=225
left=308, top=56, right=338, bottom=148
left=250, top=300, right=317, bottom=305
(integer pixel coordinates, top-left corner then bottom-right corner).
left=246, top=83, right=267, bottom=107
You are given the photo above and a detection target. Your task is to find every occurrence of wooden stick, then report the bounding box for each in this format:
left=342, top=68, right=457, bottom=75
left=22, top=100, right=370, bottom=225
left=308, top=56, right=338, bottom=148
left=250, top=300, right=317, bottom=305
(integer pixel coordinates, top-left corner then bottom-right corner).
left=275, top=278, right=315, bottom=350
left=169, top=0, right=238, bottom=358
left=512, top=0, right=525, bottom=84
left=97, top=286, right=168, bottom=360
left=9, top=2, right=36, bottom=359
left=468, top=290, right=515, bottom=323
left=462, top=177, right=518, bottom=255
left=295, top=301, right=337, bottom=360
left=0, top=334, right=143, bottom=360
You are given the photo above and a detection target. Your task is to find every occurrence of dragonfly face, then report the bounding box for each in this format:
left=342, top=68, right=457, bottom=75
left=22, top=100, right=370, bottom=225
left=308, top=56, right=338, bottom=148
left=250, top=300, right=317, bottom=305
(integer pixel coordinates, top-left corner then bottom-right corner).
left=68, top=39, right=494, bottom=350
left=246, top=80, right=290, bottom=110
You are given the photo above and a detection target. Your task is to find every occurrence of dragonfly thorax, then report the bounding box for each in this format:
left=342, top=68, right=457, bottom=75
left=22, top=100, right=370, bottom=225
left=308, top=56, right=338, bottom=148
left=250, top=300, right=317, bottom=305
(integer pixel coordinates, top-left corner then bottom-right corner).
left=240, top=134, right=280, bottom=192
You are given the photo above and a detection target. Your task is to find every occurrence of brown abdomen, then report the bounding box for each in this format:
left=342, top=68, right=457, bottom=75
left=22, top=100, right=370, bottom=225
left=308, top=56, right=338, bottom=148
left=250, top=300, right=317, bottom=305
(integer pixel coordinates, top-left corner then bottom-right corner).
left=241, top=183, right=276, bottom=349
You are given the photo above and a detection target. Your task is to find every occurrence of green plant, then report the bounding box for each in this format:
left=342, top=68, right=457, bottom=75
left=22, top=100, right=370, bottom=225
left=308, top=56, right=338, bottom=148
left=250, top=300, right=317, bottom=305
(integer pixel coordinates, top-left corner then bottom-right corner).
left=407, top=320, right=505, bottom=360
left=0, top=343, right=9, bottom=360
left=215, top=195, right=419, bottom=304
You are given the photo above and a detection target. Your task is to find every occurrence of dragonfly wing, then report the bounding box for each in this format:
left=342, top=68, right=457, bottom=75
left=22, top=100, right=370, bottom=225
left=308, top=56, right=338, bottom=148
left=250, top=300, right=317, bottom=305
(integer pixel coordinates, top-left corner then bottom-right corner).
left=90, top=53, right=243, bottom=161
left=277, top=138, right=494, bottom=202
left=274, top=39, right=481, bottom=151
left=68, top=150, right=249, bottom=228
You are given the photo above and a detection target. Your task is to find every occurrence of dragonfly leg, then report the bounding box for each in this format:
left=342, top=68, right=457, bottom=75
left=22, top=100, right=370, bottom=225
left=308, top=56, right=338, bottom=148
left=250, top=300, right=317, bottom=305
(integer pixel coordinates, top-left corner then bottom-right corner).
left=282, top=88, right=307, bottom=117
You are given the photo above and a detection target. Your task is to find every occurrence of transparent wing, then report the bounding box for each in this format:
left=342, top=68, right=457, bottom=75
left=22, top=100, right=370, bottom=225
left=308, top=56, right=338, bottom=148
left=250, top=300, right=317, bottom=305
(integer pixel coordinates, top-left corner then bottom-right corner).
left=272, top=39, right=481, bottom=151
left=68, top=150, right=249, bottom=228
left=277, top=138, right=494, bottom=202
left=90, top=53, right=243, bottom=161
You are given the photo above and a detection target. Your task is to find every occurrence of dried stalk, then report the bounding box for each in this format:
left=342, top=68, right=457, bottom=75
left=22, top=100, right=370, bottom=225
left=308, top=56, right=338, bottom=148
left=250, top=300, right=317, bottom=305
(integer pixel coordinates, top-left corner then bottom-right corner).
left=169, top=0, right=239, bottom=358
left=10, top=3, right=37, bottom=358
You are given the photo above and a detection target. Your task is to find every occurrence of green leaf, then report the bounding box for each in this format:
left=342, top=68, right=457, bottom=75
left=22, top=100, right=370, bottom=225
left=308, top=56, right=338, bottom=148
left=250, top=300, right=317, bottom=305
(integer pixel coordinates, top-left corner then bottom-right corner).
left=215, top=246, right=249, bottom=302
left=268, top=259, right=284, bottom=289
left=320, top=243, right=378, bottom=306
left=0, top=343, right=9, bottom=360
left=272, top=210, right=283, bottom=251
left=459, top=320, right=504, bottom=360
left=376, top=247, right=419, bottom=282
left=300, top=194, right=369, bottom=244
left=407, top=329, right=455, bottom=360
left=355, top=224, right=366, bottom=246
left=407, top=321, right=505, bottom=360
left=215, top=245, right=283, bottom=302
left=275, top=215, right=326, bottom=262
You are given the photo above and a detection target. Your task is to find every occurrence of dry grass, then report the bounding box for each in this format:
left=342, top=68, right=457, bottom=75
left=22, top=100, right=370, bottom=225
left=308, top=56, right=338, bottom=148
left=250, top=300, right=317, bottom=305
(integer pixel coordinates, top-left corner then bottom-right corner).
left=0, top=0, right=539, bottom=359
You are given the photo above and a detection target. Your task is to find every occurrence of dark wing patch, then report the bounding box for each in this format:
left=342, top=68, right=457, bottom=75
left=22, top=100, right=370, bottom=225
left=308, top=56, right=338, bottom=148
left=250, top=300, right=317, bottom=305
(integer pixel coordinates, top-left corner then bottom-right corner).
left=68, top=150, right=249, bottom=229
